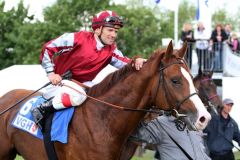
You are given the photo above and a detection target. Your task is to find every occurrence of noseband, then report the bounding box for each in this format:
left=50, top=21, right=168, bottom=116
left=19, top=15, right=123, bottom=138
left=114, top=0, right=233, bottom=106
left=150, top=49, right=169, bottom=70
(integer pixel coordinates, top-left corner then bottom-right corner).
left=151, top=59, right=197, bottom=113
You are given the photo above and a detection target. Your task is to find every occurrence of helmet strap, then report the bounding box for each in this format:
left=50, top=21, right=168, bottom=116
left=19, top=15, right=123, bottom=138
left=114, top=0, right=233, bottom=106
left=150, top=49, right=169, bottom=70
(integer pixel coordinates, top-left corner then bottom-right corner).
left=98, top=27, right=106, bottom=45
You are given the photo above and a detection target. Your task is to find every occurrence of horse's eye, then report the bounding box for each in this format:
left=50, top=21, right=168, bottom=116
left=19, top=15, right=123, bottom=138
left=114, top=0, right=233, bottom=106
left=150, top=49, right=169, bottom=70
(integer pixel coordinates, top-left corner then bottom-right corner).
left=171, top=79, right=180, bottom=85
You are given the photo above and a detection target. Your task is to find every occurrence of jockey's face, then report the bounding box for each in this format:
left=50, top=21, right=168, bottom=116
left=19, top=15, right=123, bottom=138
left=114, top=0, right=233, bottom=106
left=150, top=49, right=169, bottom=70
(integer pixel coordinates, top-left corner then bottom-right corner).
left=99, top=26, right=120, bottom=45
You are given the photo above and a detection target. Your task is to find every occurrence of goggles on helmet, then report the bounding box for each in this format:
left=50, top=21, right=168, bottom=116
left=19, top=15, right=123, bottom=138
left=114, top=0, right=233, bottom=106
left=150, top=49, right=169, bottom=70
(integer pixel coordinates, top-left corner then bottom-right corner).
left=92, top=16, right=124, bottom=28
left=105, top=16, right=123, bottom=24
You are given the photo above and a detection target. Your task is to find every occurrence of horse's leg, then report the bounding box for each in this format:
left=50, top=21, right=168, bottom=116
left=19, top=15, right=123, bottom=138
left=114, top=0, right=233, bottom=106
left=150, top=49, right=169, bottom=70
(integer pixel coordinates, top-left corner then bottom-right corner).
left=0, top=116, right=17, bottom=160
left=119, top=141, right=138, bottom=160
left=0, top=95, right=17, bottom=159
left=10, top=129, right=48, bottom=160
left=0, top=90, right=46, bottom=160
left=0, top=137, right=17, bottom=160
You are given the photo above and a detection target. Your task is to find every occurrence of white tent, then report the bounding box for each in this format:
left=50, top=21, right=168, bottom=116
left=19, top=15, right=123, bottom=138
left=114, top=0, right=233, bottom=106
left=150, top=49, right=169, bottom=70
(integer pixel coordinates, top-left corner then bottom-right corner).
left=0, top=65, right=48, bottom=97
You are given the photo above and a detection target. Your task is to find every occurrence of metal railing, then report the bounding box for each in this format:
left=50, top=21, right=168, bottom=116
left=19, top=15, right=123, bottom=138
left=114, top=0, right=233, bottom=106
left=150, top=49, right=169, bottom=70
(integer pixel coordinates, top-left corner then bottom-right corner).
left=183, top=41, right=229, bottom=72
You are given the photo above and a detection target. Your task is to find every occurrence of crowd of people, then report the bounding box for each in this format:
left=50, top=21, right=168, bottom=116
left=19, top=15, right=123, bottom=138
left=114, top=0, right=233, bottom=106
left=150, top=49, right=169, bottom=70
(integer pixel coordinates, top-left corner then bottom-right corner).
left=181, top=22, right=240, bottom=72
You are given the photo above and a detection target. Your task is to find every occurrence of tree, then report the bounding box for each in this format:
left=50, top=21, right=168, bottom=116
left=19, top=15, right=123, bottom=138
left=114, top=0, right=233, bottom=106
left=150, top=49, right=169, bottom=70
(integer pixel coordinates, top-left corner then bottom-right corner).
left=110, top=5, right=162, bottom=57
left=0, top=1, right=33, bottom=69
left=212, top=9, right=235, bottom=29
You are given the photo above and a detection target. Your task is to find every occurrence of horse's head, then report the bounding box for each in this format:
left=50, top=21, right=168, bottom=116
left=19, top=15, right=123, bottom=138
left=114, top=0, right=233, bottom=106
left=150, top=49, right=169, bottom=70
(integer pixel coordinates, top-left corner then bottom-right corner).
left=146, top=41, right=211, bottom=131
left=193, top=69, right=223, bottom=115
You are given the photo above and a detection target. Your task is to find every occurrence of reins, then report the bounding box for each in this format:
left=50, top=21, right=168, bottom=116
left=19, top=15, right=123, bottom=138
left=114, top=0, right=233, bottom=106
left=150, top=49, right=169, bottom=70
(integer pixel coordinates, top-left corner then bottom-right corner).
left=62, top=83, right=167, bottom=114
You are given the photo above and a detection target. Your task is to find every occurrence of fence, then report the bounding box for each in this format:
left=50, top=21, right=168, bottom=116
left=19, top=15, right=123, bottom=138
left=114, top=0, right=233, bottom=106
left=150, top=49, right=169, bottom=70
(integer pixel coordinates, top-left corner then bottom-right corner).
left=183, top=41, right=229, bottom=73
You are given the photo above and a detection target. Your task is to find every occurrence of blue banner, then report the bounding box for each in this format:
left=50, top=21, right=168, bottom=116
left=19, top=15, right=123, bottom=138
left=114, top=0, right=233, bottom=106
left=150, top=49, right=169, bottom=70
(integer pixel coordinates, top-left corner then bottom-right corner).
left=155, top=0, right=161, bottom=4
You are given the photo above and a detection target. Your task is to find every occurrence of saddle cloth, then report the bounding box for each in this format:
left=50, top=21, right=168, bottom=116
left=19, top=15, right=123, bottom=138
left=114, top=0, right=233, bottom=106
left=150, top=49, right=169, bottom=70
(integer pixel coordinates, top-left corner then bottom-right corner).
left=11, top=96, right=74, bottom=143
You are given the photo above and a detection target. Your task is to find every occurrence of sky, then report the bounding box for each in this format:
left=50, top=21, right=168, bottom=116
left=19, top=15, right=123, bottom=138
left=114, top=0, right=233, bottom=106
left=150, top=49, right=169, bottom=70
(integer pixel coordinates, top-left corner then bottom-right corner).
left=3, top=0, right=240, bottom=21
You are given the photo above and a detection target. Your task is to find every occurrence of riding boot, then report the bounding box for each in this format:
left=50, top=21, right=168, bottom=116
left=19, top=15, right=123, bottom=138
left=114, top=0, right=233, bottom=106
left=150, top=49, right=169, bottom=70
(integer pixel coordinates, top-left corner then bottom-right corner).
left=31, top=100, right=56, bottom=130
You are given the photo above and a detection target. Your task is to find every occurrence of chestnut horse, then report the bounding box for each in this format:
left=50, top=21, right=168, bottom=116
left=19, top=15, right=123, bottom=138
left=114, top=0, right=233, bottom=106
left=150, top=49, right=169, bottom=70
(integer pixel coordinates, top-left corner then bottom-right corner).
left=0, top=42, right=211, bottom=160
left=119, top=67, right=223, bottom=160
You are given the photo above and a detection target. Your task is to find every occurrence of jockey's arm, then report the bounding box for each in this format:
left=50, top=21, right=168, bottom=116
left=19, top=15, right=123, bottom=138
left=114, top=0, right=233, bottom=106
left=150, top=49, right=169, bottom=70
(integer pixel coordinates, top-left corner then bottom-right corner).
left=40, top=33, right=75, bottom=85
left=111, top=48, right=147, bottom=70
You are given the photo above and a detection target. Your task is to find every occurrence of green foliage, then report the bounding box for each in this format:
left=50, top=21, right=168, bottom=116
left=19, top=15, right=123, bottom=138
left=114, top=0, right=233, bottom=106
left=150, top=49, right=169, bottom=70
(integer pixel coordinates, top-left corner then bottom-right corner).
left=212, top=9, right=235, bottom=29
left=111, top=5, right=162, bottom=58
left=0, top=1, right=31, bottom=68
left=178, top=1, right=196, bottom=30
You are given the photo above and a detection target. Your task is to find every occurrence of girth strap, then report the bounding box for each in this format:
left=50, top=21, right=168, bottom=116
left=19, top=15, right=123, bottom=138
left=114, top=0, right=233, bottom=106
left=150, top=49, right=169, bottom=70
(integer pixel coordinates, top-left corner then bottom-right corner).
left=42, top=113, right=58, bottom=160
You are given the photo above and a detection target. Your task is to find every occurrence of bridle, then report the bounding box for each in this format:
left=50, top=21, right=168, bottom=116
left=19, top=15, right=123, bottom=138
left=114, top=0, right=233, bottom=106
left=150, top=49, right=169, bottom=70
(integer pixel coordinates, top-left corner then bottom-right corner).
left=151, top=59, right=197, bottom=113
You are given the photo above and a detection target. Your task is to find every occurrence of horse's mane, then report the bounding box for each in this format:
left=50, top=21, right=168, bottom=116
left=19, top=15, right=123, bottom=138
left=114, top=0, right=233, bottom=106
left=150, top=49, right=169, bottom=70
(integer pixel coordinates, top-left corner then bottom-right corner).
left=87, top=49, right=164, bottom=97
left=87, top=63, right=135, bottom=96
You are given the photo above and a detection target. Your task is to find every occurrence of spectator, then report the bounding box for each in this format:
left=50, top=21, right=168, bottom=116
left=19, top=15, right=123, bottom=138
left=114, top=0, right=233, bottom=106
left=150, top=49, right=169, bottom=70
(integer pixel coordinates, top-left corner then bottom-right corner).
left=224, top=24, right=232, bottom=42
left=194, top=22, right=211, bottom=71
left=228, top=32, right=240, bottom=53
left=210, top=24, right=228, bottom=72
left=204, top=98, right=240, bottom=160
left=181, top=23, right=195, bottom=69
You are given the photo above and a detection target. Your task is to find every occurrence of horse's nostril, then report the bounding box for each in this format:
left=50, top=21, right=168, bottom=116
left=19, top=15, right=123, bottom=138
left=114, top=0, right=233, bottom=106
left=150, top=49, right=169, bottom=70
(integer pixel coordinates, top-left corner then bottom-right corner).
left=199, top=116, right=206, bottom=123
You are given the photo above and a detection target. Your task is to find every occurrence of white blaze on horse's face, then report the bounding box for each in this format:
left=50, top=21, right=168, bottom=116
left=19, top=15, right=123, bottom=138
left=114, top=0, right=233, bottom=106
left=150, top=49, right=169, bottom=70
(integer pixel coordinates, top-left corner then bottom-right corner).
left=181, top=67, right=211, bottom=130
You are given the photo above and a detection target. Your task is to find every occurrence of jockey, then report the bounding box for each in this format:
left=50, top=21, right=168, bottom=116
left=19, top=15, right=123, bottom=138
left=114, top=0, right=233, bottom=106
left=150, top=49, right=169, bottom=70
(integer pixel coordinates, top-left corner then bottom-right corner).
left=31, top=10, right=146, bottom=127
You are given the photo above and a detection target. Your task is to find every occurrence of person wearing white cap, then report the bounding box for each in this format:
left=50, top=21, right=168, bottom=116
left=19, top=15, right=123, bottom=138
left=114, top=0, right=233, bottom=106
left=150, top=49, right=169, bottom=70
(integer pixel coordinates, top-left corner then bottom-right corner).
left=204, top=98, right=240, bottom=160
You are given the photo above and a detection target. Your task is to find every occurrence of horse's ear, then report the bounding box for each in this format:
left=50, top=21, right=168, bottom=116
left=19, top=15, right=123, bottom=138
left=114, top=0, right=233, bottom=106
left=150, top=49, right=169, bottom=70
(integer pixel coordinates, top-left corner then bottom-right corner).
left=177, top=42, right=188, bottom=58
left=165, top=40, right=174, bottom=60
left=198, top=67, right=202, bottom=76
left=209, top=70, right=213, bottom=77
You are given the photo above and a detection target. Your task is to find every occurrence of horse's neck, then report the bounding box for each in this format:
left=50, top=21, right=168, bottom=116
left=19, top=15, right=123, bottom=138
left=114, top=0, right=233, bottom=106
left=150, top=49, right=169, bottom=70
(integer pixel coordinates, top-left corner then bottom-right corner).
left=82, top=74, right=151, bottom=136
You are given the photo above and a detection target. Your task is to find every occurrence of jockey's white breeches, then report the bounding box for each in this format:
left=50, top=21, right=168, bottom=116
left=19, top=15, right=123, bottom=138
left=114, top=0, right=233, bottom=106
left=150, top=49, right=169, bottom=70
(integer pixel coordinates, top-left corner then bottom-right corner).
left=42, top=80, right=87, bottom=110
left=41, top=65, right=118, bottom=110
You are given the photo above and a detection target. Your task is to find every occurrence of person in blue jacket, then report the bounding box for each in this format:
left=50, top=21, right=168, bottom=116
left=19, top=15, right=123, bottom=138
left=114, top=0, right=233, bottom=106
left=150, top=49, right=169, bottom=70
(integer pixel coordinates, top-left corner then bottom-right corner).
left=204, top=98, right=240, bottom=160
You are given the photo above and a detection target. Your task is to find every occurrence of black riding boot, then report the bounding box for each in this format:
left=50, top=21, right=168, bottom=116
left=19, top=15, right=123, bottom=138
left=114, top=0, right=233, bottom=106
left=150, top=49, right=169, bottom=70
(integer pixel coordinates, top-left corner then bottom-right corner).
left=31, top=100, right=56, bottom=130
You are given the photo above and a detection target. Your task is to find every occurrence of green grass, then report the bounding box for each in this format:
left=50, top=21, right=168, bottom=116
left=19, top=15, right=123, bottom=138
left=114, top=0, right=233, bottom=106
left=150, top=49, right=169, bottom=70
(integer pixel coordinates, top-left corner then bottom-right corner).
left=235, top=151, right=240, bottom=160
left=15, top=151, right=240, bottom=160
left=15, top=155, right=23, bottom=160
left=131, top=150, right=154, bottom=160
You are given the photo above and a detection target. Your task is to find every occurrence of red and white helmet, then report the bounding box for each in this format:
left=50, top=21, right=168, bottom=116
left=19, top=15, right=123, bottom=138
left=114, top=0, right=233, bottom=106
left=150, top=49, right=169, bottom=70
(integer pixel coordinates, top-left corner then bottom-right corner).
left=91, top=10, right=124, bottom=30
